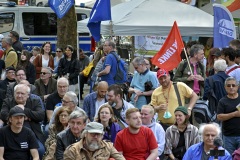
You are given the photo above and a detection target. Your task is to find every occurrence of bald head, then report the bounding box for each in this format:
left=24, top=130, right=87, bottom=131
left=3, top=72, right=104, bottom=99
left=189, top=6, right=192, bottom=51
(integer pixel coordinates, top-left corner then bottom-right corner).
left=97, top=81, right=108, bottom=98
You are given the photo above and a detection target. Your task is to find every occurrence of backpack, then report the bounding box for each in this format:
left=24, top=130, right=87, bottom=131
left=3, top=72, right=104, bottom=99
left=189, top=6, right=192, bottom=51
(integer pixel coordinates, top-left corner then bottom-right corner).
left=192, top=99, right=215, bottom=124
left=207, top=76, right=218, bottom=121
left=110, top=52, right=128, bottom=84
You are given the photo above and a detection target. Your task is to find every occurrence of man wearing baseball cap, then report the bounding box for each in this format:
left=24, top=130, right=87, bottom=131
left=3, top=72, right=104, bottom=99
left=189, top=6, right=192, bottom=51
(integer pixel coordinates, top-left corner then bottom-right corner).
left=150, top=68, right=198, bottom=130
left=64, top=122, right=125, bottom=160
left=0, top=105, right=39, bottom=160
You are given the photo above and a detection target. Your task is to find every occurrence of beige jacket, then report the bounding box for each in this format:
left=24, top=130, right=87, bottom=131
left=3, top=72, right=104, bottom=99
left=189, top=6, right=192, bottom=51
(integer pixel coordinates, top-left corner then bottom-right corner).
left=64, top=139, right=125, bottom=160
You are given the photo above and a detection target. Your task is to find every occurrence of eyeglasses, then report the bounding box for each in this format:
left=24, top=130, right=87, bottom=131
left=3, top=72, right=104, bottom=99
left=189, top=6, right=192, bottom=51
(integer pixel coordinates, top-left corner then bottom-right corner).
left=61, top=99, right=73, bottom=103
left=59, top=114, right=68, bottom=118
left=56, top=50, right=62, bottom=52
left=226, top=84, right=238, bottom=87
left=16, top=74, right=26, bottom=77
left=7, top=71, right=15, bottom=74
left=89, top=133, right=102, bottom=137
left=40, top=72, right=49, bottom=75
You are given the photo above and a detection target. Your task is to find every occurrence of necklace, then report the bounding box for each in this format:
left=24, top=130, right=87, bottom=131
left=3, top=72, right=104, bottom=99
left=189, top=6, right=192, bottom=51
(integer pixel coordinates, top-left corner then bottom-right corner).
left=162, top=82, right=172, bottom=104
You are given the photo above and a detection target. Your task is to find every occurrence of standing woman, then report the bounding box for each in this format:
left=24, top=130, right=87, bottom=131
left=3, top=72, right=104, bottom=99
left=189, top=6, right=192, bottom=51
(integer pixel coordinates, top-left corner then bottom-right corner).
left=58, top=45, right=80, bottom=94
left=54, top=47, right=64, bottom=74
left=17, top=50, right=36, bottom=84
left=95, top=104, right=121, bottom=143
left=34, top=42, right=54, bottom=79
left=164, top=106, right=200, bottom=160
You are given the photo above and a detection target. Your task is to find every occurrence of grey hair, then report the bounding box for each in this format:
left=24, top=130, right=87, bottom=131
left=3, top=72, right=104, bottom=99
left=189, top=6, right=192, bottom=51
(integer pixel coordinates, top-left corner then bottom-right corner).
left=3, top=37, right=12, bottom=46
left=198, top=123, right=221, bottom=141
left=57, top=77, right=69, bottom=86
left=69, top=110, right=88, bottom=123
left=132, top=56, right=146, bottom=65
left=105, top=40, right=116, bottom=49
left=214, top=59, right=227, bottom=72
left=42, top=67, right=53, bottom=74
left=224, top=77, right=239, bottom=86
left=64, top=91, right=78, bottom=105
left=14, top=84, right=30, bottom=94
left=189, top=44, right=204, bottom=57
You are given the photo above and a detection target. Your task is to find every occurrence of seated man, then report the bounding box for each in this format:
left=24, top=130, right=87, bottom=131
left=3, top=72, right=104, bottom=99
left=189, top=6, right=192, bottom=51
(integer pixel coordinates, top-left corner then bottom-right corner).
left=0, top=106, right=39, bottom=160
left=83, top=81, right=108, bottom=121
left=64, top=122, right=125, bottom=160
left=115, top=108, right=158, bottom=159
left=183, top=123, right=231, bottom=160
left=34, top=67, right=57, bottom=102
left=0, top=84, right=45, bottom=159
left=56, top=110, right=87, bottom=160
left=49, top=91, right=85, bottom=125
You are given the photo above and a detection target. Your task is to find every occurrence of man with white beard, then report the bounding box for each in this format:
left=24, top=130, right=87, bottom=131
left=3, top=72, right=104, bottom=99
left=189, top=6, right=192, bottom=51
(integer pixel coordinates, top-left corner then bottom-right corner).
left=63, top=122, right=125, bottom=160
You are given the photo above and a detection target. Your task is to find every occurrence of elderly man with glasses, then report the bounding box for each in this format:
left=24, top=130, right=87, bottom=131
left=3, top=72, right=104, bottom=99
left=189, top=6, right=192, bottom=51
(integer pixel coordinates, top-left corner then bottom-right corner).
left=34, top=67, right=57, bottom=102
left=217, top=77, right=240, bottom=155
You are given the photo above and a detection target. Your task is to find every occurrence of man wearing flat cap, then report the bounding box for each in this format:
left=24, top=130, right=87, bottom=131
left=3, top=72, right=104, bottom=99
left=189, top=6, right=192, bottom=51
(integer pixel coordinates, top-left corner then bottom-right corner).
left=0, top=106, right=39, bottom=160
left=64, top=122, right=125, bottom=160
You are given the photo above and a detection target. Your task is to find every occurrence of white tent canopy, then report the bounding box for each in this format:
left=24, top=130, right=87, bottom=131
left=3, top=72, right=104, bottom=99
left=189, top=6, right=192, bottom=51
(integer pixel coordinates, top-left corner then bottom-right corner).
left=78, top=0, right=214, bottom=37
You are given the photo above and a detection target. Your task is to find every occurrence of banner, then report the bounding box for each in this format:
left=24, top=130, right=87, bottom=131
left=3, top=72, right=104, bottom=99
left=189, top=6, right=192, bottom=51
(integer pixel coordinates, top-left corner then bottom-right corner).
left=221, top=0, right=240, bottom=12
left=48, top=0, right=74, bottom=19
left=151, top=21, right=184, bottom=71
left=213, top=4, right=236, bottom=48
left=87, top=0, right=112, bottom=42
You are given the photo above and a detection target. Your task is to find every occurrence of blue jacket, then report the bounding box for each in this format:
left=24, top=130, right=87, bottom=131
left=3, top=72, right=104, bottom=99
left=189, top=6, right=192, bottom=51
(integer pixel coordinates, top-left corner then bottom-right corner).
left=183, top=142, right=232, bottom=160
left=82, top=92, right=107, bottom=121
left=203, top=71, right=229, bottom=101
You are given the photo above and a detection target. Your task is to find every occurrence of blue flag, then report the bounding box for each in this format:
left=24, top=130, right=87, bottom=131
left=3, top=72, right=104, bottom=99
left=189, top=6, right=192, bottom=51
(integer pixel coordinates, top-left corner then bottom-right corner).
left=48, top=0, right=74, bottom=19
left=213, top=4, right=236, bottom=48
left=87, top=0, right=112, bottom=42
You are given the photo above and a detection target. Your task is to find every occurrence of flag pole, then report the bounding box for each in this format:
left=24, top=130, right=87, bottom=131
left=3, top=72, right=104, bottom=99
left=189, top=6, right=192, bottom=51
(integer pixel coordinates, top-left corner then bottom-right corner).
left=183, top=47, right=193, bottom=75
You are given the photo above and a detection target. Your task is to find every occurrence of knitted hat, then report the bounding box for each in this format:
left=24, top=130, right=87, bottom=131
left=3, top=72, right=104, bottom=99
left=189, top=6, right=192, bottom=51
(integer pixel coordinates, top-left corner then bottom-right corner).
left=174, top=106, right=188, bottom=115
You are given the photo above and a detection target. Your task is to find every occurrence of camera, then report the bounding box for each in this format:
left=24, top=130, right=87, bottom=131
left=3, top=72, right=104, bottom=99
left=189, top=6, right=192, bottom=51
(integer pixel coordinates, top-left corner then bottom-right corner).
left=210, top=148, right=225, bottom=157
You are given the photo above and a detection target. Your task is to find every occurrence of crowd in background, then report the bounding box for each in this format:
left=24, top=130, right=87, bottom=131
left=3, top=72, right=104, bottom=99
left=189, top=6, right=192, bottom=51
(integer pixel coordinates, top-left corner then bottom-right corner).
left=0, top=31, right=239, bottom=160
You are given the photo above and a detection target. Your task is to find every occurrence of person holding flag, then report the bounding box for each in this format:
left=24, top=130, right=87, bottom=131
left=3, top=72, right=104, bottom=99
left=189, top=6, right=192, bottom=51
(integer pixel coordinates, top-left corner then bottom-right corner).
left=173, top=44, right=206, bottom=98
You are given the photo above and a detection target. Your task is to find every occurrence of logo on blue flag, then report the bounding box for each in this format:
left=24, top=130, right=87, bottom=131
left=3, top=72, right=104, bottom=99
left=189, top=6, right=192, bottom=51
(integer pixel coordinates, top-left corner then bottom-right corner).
left=87, top=0, right=111, bottom=42
left=213, top=4, right=236, bottom=48
left=48, top=0, right=74, bottom=19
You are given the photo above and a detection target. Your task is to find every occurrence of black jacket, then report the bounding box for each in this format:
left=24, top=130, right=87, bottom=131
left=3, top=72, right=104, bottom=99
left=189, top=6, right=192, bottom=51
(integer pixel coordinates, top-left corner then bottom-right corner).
left=56, top=128, right=81, bottom=160
left=58, top=58, right=80, bottom=85
left=0, top=96, right=46, bottom=144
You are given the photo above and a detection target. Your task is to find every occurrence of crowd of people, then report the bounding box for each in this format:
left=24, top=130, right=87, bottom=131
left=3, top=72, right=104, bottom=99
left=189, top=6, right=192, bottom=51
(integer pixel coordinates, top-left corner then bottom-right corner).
left=0, top=31, right=240, bottom=160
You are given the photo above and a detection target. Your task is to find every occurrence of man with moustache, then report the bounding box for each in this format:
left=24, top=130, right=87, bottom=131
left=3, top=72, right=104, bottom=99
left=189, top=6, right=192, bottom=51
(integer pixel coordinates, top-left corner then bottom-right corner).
left=115, top=108, right=158, bottom=160
left=64, top=122, right=125, bottom=160
left=0, top=106, right=39, bottom=160
left=151, top=69, right=198, bottom=130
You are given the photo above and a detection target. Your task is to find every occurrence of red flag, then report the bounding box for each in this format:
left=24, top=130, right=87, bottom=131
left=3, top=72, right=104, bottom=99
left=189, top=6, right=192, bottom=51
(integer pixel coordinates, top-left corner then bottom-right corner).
left=151, top=21, right=184, bottom=71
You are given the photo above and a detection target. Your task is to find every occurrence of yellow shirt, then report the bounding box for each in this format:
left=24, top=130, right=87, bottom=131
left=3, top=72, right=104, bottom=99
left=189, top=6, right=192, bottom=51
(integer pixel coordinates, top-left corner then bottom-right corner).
left=1, top=47, right=18, bottom=68
left=151, top=82, right=193, bottom=124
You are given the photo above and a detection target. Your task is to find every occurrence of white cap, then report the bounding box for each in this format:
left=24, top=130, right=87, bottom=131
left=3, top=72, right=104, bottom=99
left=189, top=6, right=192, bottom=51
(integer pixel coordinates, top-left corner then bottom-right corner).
left=0, top=34, right=4, bottom=41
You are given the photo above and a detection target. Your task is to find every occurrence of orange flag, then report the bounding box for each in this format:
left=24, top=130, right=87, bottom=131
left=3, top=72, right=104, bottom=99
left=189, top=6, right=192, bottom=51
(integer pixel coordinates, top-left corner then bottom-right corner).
left=151, top=21, right=184, bottom=71
left=222, top=0, right=240, bottom=12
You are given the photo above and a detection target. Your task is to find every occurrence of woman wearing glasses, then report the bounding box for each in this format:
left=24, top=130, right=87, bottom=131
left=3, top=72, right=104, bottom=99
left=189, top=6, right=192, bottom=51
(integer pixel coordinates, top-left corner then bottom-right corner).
left=54, top=47, right=64, bottom=74
left=95, top=104, right=121, bottom=143
left=58, top=45, right=80, bottom=94
left=34, top=42, right=54, bottom=79
left=17, top=50, right=36, bottom=84
left=43, top=107, right=72, bottom=160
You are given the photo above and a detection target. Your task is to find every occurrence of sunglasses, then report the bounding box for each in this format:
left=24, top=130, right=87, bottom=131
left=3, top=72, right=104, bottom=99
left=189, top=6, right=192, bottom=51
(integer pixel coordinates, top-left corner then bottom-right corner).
left=226, top=84, right=238, bottom=87
left=40, top=72, right=49, bottom=75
